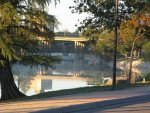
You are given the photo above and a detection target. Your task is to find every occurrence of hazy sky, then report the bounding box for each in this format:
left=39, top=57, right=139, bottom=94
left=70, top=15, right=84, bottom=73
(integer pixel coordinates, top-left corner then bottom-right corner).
left=48, top=0, right=87, bottom=32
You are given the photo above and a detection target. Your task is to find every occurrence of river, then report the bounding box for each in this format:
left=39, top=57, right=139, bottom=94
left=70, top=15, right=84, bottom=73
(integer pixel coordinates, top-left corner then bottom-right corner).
left=10, top=62, right=114, bottom=96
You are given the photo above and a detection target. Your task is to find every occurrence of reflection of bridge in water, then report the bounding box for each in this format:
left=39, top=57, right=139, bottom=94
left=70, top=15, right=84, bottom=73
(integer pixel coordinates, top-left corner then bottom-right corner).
left=55, top=36, right=88, bottom=76
left=27, top=75, right=94, bottom=95
left=36, top=75, right=90, bottom=80
left=13, top=35, right=113, bottom=96
left=38, top=35, right=101, bottom=77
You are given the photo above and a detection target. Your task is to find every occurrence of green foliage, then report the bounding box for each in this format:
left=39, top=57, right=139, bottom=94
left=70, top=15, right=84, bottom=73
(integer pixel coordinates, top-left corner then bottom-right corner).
left=145, top=72, right=150, bottom=81
left=71, top=0, right=149, bottom=32
left=142, top=42, right=150, bottom=59
left=81, top=28, right=100, bottom=40
left=71, top=0, right=149, bottom=60
left=71, top=0, right=116, bottom=32
left=18, top=55, right=61, bottom=69
left=92, top=30, right=126, bottom=59
left=0, top=0, right=60, bottom=68
left=119, top=3, right=150, bottom=54
left=141, top=70, right=150, bottom=81
left=93, top=30, right=114, bottom=55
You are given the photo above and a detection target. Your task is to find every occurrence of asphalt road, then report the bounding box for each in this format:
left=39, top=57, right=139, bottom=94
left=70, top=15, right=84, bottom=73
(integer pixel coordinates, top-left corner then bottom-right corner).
left=102, top=101, right=150, bottom=113
left=1, top=85, right=150, bottom=113
left=32, top=89, right=150, bottom=113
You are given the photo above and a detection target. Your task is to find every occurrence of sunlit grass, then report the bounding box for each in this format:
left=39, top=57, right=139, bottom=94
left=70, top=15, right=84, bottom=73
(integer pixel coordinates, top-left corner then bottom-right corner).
left=23, top=81, right=150, bottom=99
left=1, top=81, right=150, bottom=103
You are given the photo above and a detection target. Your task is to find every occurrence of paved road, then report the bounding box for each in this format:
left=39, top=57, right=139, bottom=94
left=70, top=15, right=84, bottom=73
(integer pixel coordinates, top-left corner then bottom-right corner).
left=0, top=85, right=150, bottom=113
left=75, top=94, right=150, bottom=113
left=33, top=94, right=150, bottom=113
left=103, top=101, right=150, bottom=113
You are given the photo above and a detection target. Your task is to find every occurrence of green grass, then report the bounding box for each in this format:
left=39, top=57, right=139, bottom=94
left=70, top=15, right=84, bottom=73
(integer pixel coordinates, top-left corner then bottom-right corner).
left=1, top=82, right=150, bottom=103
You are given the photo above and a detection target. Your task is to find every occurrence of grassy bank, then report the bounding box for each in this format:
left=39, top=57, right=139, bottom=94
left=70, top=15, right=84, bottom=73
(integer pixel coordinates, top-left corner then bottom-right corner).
left=20, top=82, right=150, bottom=100
left=2, top=82, right=150, bottom=103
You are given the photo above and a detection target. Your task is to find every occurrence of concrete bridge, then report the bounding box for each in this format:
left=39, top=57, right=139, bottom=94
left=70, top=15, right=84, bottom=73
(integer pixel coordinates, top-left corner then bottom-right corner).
left=53, top=36, right=89, bottom=76
left=20, top=35, right=93, bottom=77
left=35, top=35, right=107, bottom=77
left=55, top=36, right=87, bottom=42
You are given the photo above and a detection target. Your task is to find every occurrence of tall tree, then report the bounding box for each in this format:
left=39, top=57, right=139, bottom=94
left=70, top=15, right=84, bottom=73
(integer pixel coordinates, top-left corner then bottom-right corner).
left=119, top=4, right=150, bottom=83
left=0, top=0, right=60, bottom=101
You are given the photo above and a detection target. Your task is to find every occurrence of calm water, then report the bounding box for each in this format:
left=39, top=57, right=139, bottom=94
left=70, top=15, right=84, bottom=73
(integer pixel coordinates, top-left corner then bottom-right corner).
left=0, top=45, right=123, bottom=98
left=11, top=63, right=113, bottom=96
left=0, top=56, right=116, bottom=97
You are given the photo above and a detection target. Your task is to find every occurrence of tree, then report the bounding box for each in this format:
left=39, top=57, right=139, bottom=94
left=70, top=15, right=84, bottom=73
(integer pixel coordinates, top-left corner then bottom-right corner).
left=92, top=30, right=113, bottom=57
left=71, top=0, right=149, bottom=85
left=119, top=4, right=150, bottom=83
left=71, top=0, right=148, bottom=32
left=0, top=0, right=60, bottom=101
left=92, top=30, right=126, bottom=59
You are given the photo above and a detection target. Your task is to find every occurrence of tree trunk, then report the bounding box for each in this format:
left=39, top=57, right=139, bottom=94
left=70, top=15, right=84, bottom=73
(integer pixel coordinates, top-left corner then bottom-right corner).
left=128, top=41, right=136, bottom=84
left=0, top=58, right=26, bottom=101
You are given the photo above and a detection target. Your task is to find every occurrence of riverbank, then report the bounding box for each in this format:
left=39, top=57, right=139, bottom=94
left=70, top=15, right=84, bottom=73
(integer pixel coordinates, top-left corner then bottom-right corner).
left=26, top=82, right=150, bottom=100
left=0, top=83, right=150, bottom=113
left=1, top=82, right=150, bottom=103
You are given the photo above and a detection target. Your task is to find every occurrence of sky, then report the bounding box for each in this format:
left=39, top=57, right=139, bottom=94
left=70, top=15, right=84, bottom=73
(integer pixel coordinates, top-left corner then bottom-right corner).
left=48, top=0, right=87, bottom=32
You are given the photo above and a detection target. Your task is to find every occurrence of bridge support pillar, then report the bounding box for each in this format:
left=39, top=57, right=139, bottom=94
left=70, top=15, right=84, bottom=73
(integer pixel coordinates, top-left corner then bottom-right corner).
left=74, top=41, right=85, bottom=76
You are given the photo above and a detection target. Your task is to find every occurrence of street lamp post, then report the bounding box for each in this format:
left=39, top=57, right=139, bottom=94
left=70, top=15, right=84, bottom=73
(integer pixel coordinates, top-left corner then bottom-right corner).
left=112, top=0, right=119, bottom=88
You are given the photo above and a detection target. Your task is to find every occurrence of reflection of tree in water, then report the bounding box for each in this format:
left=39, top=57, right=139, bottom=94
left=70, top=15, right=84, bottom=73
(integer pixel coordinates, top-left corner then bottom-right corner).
left=12, top=64, right=35, bottom=94
left=18, top=76, right=33, bottom=94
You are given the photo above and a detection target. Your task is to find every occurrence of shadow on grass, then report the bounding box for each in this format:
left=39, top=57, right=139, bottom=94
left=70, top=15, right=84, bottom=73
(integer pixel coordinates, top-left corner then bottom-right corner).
left=1, top=82, right=150, bottom=103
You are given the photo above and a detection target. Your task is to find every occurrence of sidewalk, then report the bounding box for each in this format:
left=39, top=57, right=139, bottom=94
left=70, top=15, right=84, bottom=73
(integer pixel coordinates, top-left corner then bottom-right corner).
left=0, top=85, right=150, bottom=113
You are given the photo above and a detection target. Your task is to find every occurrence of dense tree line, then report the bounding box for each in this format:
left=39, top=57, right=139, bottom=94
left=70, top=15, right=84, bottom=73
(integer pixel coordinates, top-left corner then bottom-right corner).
left=71, top=0, right=150, bottom=83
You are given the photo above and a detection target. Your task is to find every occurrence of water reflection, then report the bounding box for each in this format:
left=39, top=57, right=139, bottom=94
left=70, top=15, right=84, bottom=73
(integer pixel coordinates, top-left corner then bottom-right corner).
left=27, top=76, right=89, bottom=95
left=11, top=63, right=113, bottom=96
left=0, top=40, right=122, bottom=97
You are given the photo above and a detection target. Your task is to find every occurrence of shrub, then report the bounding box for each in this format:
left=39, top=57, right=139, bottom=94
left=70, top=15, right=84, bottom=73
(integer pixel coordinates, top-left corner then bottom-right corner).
left=145, top=73, right=150, bottom=81
left=143, top=42, right=150, bottom=59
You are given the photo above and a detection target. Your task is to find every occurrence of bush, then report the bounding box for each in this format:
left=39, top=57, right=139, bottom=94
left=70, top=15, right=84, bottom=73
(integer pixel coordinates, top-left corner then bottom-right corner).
left=145, top=73, right=150, bottom=81
left=117, top=80, right=128, bottom=84
left=142, top=42, right=150, bottom=59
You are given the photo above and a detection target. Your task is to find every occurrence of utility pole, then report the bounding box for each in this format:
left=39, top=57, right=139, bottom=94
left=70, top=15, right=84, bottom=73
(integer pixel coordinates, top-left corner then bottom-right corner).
left=112, top=0, right=119, bottom=88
